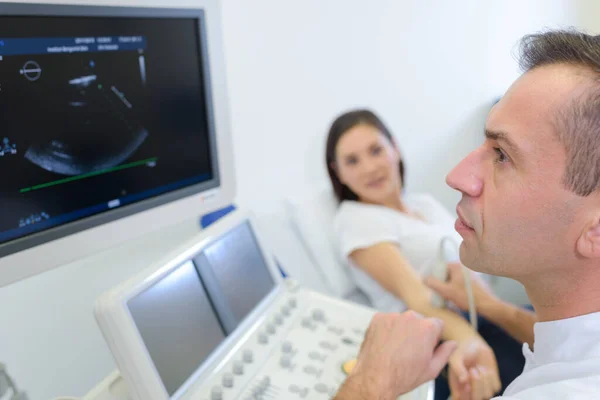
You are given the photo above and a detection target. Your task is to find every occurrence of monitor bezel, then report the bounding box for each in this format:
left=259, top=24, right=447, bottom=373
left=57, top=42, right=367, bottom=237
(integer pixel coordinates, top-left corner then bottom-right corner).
left=0, top=1, right=236, bottom=287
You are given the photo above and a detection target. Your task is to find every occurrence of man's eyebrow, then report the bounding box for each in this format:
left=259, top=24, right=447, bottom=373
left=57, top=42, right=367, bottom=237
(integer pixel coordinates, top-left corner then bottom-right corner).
left=485, top=129, right=521, bottom=156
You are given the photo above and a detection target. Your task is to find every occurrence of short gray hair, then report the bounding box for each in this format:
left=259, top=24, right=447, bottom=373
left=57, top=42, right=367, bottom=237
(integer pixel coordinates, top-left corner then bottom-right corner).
left=519, top=30, right=600, bottom=196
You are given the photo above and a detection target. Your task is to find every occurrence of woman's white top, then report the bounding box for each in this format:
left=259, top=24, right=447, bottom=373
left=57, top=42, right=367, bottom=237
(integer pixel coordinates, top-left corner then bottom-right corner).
left=333, top=193, right=461, bottom=312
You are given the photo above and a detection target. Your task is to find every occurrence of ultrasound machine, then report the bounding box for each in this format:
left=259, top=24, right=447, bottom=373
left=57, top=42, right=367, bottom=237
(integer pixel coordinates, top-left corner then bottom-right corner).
left=90, top=210, right=433, bottom=400
left=0, top=2, right=432, bottom=399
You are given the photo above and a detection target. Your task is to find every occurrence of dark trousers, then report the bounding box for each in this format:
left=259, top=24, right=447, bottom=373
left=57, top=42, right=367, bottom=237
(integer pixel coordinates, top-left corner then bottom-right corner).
left=433, top=306, right=532, bottom=400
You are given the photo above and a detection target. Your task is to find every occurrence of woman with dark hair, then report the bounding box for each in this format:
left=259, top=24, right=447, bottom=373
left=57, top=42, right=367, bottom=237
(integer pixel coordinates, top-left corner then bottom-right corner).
left=326, top=109, right=526, bottom=400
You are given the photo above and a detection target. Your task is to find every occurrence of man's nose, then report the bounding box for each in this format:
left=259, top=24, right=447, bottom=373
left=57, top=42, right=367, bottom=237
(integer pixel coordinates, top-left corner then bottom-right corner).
left=446, top=148, right=484, bottom=197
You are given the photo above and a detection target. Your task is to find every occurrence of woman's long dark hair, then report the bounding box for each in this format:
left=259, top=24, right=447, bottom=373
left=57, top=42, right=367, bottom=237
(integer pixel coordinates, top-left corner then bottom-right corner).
left=325, top=109, right=405, bottom=202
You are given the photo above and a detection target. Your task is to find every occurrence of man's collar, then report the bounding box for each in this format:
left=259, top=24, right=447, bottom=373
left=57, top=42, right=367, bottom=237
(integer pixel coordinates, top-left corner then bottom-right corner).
left=524, top=311, right=600, bottom=367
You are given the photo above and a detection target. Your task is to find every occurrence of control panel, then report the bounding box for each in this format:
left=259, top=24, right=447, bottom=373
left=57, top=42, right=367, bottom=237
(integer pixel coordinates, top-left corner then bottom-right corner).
left=189, top=281, right=432, bottom=400
left=88, top=211, right=433, bottom=400
left=85, top=282, right=433, bottom=400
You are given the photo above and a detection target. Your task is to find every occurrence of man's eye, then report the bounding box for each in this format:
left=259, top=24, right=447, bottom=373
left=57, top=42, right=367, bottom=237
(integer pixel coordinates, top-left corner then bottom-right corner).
left=494, top=147, right=508, bottom=163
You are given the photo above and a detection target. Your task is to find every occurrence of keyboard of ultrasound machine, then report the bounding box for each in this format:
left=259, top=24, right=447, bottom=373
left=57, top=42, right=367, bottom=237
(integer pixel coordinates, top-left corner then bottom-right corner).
left=192, top=281, right=432, bottom=400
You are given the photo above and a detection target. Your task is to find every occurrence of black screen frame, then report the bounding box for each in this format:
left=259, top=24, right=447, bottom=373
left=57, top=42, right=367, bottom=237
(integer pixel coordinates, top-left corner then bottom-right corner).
left=0, top=3, right=221, bottom=258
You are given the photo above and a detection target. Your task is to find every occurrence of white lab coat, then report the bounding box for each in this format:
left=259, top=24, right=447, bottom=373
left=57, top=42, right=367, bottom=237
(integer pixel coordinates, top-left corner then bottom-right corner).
left=495, top=311, right=600, bottom=399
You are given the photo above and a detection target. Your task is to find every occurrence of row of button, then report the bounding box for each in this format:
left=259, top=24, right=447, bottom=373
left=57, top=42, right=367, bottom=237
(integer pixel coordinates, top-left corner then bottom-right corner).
left=319, top=341, right=338, bottom=351
left=280, top=359, right=322, bottom=378
left=218, top=376, right=272, bottom=400
left=258, top=297, right=297, bottom=345
left=279, top=340, right=296, bottom=370
left=301, top=308, right=327, bottom=331
left=289, top=382, right=332, bottom=398
left=328, top=326, right=344, bottom=335
left=212, top=355, right=255, bottom=399
left=245, top=376, right=271, bottom=400
left=308, top=351, right=327, bottom=362
left=211, top=297, right=297, bottom=399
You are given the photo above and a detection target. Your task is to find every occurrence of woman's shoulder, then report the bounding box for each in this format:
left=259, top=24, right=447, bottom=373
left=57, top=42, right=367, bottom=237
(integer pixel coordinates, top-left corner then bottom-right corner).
left=333, top=200, right=403, bottom=242
left=333, top=200, right=402, bottom=253
left=334, top=200, right=391, bottom=225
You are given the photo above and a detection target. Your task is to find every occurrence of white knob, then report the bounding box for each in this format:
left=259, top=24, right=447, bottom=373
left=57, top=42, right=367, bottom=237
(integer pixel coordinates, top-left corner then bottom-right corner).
left=274, top=315, right=283, bottom=325
left=281, top=306, right=290, bottom=316
left=328, top=326, right=344, bottom=335
left=280, top=355, right=291, bottom=368
left=222, top=373, right=234, bottom=388
left=301, top=318, right=316, bottom=331
left=211, top=386, right=223, bottom=400
left=289, top=297, right=297, bottom=308
left=354, top=328, right=366, bottom=336
left=243, top=349, right=254, bottom=363
left=342, top=337, right=358, bottom=346
left=304, top=365, right=321, bottom=376
left=312, top=309, right=325, bottom=321
left=282, top=341, right=293, bottom=353
left=315, top=383, right=328, bottom=393
left=266, top=323, right=276, bottom=334
left=258, top=332, right=268, bottom=344
left=233, top=361, right=244, bottom=375
left=260, top=376, right=271, bottom=390
left=289, top=384, right=301, bottom=393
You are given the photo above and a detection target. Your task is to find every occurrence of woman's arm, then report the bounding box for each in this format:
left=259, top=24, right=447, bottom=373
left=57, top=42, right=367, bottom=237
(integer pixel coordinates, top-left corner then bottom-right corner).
left=425, top=263, right=536, bottom=348
left=483, top=300, right=536, bottom=349
left=350, top=242, right=502, bottom=398
left=350, top=242, right=480, bottom=342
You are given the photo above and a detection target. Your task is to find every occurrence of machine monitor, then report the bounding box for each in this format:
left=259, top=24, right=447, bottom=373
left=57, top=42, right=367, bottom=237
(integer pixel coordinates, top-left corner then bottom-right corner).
left=94, top=210, right=284, bottom=399
left=0, top=2, right=235, bottom=287
left=193, top=221, right=276, bottom=334
left=127, top=260, right=225, bottom=397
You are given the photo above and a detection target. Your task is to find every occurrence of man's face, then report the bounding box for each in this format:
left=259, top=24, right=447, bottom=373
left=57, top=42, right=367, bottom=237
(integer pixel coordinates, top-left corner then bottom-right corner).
left=446, top=65, right=594, bottom=280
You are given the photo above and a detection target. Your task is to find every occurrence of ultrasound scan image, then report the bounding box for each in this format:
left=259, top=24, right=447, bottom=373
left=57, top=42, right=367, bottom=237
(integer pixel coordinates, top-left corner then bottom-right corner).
left=0, top=24, right=212, bottom=247
left=19, top=55, right=149, bottom=176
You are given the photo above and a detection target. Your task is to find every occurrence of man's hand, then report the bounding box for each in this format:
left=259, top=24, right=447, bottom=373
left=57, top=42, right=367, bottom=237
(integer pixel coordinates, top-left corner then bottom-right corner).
left=335, top=311, right=458, bottom=400
left=425, top=263, right=498, bottom=314
left=448, top=338, right=502, bottom=400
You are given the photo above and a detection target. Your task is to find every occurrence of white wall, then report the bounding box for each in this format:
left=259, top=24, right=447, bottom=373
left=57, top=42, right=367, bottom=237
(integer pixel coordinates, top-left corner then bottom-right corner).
left=576, top=0, right=600, bottom=34
left=0, top=1, right=587, bottom=399
left=225, top=0, right=577, bottom=214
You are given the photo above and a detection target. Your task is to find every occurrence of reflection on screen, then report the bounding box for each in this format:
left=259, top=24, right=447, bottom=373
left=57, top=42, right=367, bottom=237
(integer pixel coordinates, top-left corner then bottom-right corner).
left=194, top=222, right=275, bottom=334
left=127, top=261, right=225, bottom=396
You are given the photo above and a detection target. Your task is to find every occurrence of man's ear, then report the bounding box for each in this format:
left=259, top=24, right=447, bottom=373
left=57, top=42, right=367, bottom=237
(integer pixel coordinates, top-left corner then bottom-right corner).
left=576, top=218, right=600, bottom=259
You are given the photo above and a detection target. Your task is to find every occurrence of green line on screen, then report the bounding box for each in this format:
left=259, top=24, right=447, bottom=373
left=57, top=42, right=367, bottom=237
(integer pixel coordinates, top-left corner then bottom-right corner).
left=20, top=157, right=158, bottom=193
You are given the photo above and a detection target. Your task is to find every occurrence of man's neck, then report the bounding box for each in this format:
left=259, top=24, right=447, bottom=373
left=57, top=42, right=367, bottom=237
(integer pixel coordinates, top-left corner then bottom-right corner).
left=524, top=269, right=600, bottom=322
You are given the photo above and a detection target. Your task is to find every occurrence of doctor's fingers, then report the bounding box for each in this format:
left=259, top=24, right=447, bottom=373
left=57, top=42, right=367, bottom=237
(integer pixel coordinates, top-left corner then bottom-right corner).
left=477, top=364, right=501, bottom=397
left=448, top=374, right=471, bottom=400
left=466, top=367, right=483, bottom=400
left=468, top=366, right=498, bottom=400
left=485, top=365, right=501, bottom=399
